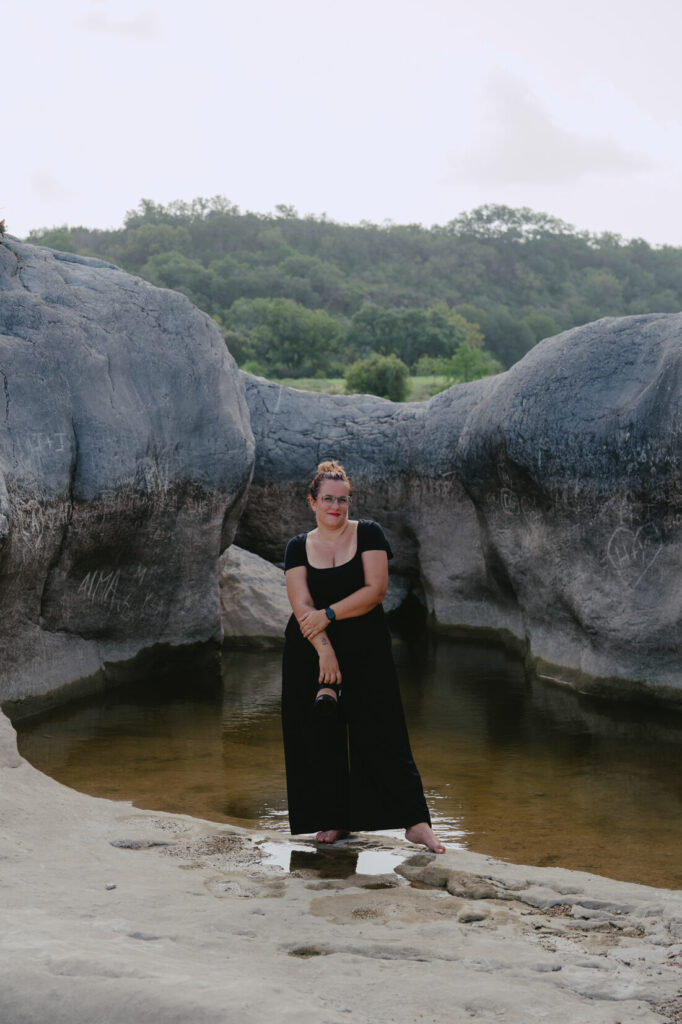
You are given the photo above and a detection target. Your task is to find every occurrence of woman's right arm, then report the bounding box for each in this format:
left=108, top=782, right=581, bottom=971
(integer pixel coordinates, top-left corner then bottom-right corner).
left=285, top=566, right=342, bottom=685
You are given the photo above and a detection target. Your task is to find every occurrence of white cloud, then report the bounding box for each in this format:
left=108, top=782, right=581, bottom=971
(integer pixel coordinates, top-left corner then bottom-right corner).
left=448, top=69, right=651, bottom=187
left=76, top=7, right=161, bottom=42
left=30, top=171, right=77, bottom=203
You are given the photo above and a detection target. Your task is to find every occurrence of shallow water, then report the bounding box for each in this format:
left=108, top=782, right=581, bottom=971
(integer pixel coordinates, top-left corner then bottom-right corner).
left=12, top=638, right=682, bottom=889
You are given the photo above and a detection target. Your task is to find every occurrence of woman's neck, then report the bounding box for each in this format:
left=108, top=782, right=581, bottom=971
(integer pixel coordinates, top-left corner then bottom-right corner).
left=315, top=519, right=351, bottom=543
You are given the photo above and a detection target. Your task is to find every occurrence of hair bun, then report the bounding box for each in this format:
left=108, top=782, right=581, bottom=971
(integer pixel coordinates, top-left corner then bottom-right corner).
left=308, top=459, right=351, bottom=500
left=317, top=459, right=345, bottom=475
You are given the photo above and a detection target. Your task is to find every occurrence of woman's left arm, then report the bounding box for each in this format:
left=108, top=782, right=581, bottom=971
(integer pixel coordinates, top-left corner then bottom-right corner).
left=298, top=550, right=388, bottom=641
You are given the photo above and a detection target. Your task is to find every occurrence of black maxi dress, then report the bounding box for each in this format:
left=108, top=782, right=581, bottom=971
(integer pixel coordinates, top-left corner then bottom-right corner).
left=281, top=519, right=431, bottom=835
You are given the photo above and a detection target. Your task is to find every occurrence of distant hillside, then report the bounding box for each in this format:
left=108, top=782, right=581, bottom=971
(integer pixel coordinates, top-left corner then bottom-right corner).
left=27, top=199, right=682, bottom=372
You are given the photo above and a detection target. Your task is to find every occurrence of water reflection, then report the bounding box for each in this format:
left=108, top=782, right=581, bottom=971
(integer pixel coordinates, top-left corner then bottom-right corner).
left=257, top=841, right=406, bottom=878
left=11, top=638, right=682, bottom=889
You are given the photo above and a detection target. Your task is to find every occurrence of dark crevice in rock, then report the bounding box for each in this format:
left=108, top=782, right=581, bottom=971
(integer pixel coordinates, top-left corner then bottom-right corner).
left=0, top=365, right=10, bottom=424
left=2, top=240, right=23, bottom=279
left=39, top=421, right=78, bottom=626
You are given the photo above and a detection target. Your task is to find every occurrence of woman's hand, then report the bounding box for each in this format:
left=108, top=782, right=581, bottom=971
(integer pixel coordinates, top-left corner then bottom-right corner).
left=299, top=607, right=329, bottom=641
left=318, top=645, right=342, bottom=686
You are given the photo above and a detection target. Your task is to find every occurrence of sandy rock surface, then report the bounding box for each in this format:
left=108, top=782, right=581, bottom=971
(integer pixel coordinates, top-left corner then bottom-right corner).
left=2, top=711, right=680, bottom=1024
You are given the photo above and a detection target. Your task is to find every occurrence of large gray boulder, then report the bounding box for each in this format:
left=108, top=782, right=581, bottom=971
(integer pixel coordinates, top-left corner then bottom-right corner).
left=235, top=372, right=519, bottom=637
left=0, top=239, right=254, bottom=704
left=3, top=233, right=679, bottom=708
left=456, top=313, right=682, bottom=701
left=236, top=314, right=682, bottom=703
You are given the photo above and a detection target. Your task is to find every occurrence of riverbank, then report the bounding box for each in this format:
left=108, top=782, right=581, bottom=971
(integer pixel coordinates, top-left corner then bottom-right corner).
left=2, top=712, right=680, bottom=1024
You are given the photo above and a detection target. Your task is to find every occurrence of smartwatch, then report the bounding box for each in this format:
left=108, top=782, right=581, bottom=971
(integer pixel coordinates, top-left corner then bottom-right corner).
left=324, top=607, right=336, bottom=621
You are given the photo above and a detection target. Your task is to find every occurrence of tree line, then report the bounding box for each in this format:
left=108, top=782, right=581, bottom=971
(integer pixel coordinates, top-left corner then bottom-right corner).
left=27, top=198, right=682, bottom=385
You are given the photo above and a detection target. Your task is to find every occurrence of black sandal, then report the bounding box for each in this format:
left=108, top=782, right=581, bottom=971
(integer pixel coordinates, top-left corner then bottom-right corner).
left=314, top=681, right=341, bottom=717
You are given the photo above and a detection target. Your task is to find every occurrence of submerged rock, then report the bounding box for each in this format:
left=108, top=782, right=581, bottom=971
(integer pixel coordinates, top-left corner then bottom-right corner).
left=237, top=314, right=682, bottom=702
left=0, top=239, right=254, bottom=703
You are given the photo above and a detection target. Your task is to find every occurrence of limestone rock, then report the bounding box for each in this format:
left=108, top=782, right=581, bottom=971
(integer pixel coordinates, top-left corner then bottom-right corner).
left=456, top=313, right=682, bottom=700
left=0, top=239, right=254, bottom=703
left=234, top=372, right=499, bottom=635
left=3, top=231, right=680, bottom=705
left=236, top=314, right=682, bottom=702
left=219, top=544, right=290, bottom=645
left=0, top=712, right=22, bottom=769
left=3, top=700, right=682, bottom=1024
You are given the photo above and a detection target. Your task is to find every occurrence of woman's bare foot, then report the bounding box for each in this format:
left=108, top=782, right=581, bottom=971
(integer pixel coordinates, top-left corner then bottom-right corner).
left=315, top=829, right=350, bottom=844
left=405, top=822, right=446, bottom=853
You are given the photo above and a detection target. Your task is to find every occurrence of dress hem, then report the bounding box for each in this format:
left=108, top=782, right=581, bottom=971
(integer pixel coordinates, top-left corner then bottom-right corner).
left=289, top=816, right=431, bottom=836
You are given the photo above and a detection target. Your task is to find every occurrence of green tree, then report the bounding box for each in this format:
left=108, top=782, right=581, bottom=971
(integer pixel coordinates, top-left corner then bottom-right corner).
left=26, top=226, right=76, bottom=252
left=345, top=353, right=409, bottom=402
left=25, top=198, right=682, bottom=377
left=116, top=223, right=192, bottom=269
left=444, top=343, right=502, bottom=383
left=455, top=304, right=535, bottom=368
left=579, top=268, right=624, bottom=315
left=223, top=297, right=343, bottom=377
left=522, top=310, right=562, bottom=344
left=140, top=251, right=218, bottom=311
left=414, top=343, right=502, bottom=389
left=346, top=304, right=482, bottom=368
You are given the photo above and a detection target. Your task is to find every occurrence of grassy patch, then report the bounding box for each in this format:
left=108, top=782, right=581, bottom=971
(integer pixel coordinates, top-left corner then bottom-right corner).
left=270, top=376, right=451, bottom=401
left=272, top=377, right=346, bottom=395
left=408, top=375, right=450, bottom=400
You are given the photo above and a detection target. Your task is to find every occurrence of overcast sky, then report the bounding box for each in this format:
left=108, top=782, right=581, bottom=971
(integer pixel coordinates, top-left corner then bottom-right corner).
left=4, top=0, right=682, bottom=244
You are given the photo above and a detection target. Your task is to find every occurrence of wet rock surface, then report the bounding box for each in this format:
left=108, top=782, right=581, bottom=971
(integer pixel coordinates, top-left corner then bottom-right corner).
left=0, top=239, right=254, bottom=702
left=1, top=709, right=681, bottom=1024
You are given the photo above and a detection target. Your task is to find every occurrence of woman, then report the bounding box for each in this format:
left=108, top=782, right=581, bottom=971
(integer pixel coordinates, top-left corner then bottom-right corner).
left=282, top=460, right=444, bottom=853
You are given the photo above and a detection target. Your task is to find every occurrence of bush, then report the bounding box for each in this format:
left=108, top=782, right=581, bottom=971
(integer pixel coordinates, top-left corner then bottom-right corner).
left=345, top=353, right=409, bottom=402
left=445, top=342, right=502, bottom=383
left=222, top=297, right=344, bottom=377
left=241, top=359, right=269, bottom=376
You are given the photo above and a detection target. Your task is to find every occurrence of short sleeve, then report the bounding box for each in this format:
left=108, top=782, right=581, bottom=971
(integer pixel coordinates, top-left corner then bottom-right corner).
left=284, top=534, right=307, bottom=571
left=357, top=520, right=393, bottom=560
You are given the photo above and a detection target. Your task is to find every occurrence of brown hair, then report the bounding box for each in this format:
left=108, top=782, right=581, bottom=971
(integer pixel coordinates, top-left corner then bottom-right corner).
left=308, top=460, right=351, bottom=501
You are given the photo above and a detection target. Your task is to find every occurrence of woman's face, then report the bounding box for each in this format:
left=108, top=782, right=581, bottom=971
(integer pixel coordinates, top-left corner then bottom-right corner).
left=310, top=478, right=351, bottom=530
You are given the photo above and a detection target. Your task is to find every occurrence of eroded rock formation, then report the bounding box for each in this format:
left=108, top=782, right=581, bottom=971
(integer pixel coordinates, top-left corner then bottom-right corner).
left=455, top=314, right=682, bottom=701
left=0, top=239, right=254, bottom=703
left=237, top=314, right=682, bottom=703
left=2, top=235, right=680, bottom=706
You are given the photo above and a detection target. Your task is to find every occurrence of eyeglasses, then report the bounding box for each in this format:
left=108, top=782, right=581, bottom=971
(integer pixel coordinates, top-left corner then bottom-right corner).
left=319, top=495, right=352, bottom=507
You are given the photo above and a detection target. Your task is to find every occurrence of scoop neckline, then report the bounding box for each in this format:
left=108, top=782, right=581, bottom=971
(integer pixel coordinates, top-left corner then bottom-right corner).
left=305, top=520, right=359, bottom=571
